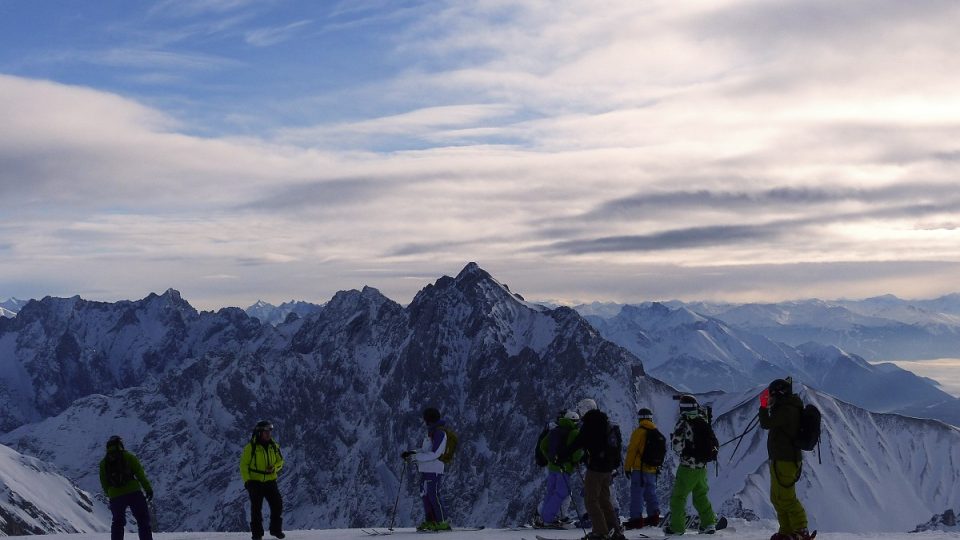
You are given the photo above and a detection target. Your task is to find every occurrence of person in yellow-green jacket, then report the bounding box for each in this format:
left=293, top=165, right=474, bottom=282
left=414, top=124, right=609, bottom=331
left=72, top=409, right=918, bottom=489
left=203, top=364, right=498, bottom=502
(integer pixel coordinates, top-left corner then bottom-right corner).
left=535, top=409, right=583, bottom=528
left=240, top=420, right=285, bottom=540
left=99, top=435, right=154, bottom=540
left=623, top=408, right=663, bottom=529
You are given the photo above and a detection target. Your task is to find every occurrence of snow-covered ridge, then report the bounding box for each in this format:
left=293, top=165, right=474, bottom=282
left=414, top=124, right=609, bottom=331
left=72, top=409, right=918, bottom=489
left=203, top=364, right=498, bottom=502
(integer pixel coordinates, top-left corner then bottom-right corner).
left=0, top=442, right=109, bottom=535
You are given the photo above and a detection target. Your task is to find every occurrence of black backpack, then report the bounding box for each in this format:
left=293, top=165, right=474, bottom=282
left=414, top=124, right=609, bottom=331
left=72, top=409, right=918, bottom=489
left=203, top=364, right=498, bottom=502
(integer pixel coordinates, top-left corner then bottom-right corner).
left=795, top=404, right=822, bottom=452
left=684, top=417, right=719, bottom=463
left=104, top=450, right=134, bottom=488
left=640, top=427, right=667, bottom=470
left=597, top=423, right=623, bottom=470
left=535, top=425, right=550, bottom=467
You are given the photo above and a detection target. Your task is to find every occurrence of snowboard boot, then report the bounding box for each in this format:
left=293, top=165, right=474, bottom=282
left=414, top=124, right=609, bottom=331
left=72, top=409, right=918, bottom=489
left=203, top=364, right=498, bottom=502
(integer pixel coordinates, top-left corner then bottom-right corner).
left=646, top=512, right=661, bottom=527
left=699, top=524, right=716, bottom=534
left=608, top=528, right=628, bottom=540
left=416, top=521, right=434, bottom=531
left=624, top=517, right=644, bottom=530
left=432, top=521, right=452, bottom=532
left=792, top=529, right=816, bottom=540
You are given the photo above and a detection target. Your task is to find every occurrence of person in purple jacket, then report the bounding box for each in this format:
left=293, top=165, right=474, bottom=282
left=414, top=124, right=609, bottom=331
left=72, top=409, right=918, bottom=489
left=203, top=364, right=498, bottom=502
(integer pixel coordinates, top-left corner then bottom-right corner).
left=401, top=407, right=450, bottom=532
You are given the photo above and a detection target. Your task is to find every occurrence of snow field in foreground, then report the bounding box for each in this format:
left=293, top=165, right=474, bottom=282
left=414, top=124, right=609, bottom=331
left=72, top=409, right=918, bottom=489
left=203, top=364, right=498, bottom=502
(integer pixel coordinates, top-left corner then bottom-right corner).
left=5, top=519, right=958, bottom=540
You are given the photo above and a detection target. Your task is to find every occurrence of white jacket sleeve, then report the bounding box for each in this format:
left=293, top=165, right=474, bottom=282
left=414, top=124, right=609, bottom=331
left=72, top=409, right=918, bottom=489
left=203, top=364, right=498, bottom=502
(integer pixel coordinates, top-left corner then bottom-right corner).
left=414, top=431, right=447, bottom=463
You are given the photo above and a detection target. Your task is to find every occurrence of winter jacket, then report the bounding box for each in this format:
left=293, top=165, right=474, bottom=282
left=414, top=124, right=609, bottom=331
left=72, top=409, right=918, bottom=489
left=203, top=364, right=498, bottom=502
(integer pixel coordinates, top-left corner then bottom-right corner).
left=240, top=439, right=285, bottom=483
left=564, top=409, right=619, bottom=473
left=625, top=419, right=660, bottom=474
left=759, top=393, right=803, bottom=462
left=99, top=450, right=153, bottom=499
left=538, top=416, right=584, bottom=473
left=413, top=420, right=448, bottom=475
left=671, top=413, right=707, bottom=469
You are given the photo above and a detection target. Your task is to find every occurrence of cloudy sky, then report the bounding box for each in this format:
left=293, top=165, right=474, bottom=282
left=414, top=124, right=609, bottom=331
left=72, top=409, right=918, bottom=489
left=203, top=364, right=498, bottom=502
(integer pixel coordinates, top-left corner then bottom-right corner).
left=2, top=0, right=960, bottom=309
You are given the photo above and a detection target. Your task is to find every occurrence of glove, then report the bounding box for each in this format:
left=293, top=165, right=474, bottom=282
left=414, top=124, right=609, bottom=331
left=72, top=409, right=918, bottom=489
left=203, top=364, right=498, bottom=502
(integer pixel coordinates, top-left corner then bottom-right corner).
left=401, top=450, right=415, bottom=460
left=145, top=490, right=154, bottom=502
left=759, top=388, right=770, bottom=408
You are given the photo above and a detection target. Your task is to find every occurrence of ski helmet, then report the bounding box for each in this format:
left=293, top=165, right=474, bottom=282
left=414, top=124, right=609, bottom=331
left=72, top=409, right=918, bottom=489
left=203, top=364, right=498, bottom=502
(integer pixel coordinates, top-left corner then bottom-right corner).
left=768, top=378, right=792, bottom=396
left=576, top=398, right=598, bottom=416
left=254, top=420, right=273, bottom=432
left=563, top=409, right=581, bottom=421
left=638, top=407, right=654, bottom=420
left=423, top=407, right=441, bottom=424
left=678, top=395, right=699, bottom=413
left=106, top=435, right=124, bottom=451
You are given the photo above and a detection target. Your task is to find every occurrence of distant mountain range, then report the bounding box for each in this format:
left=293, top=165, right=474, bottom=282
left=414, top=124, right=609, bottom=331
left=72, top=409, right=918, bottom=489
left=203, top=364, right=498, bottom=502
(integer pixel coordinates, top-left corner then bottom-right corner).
left=1, top=265, right=959, bottom=534
left=580, top=302, right=960, bottom=426
left=576, top=294, right=960, bottom=361
left=245, top=299, right=323, bottom=325
left=0, top=297, right=30, bottom=318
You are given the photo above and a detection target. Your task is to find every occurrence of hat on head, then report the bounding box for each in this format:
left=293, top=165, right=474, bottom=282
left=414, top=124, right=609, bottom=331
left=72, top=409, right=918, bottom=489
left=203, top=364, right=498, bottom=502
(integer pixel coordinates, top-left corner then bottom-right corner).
left=563, top=409, right=581, bottom=421
left=106, top=435, right=124, bottom=451
left=423, top=407, right=441, bottom=424
left=678, top=395, right=699, bottom=412
left=254, top=420, right=273, bottom=431
left=638, top=407, right=653, bottom=420
left=769, top=378, right=792, bottom=396
left=576, top=398, right=598, bottom=416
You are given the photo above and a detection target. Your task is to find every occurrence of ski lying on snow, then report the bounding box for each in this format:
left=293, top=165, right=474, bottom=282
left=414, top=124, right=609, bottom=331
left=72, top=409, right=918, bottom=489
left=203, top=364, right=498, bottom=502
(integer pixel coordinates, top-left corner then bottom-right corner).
left=362, top=526, right=485, bottom=536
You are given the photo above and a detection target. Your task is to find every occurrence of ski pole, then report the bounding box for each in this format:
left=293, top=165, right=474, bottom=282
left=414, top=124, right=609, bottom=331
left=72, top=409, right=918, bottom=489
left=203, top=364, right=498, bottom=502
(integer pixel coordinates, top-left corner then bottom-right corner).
left=573, top=467, right=590, bottom=539
left=388, top=459, right=408, bottom=531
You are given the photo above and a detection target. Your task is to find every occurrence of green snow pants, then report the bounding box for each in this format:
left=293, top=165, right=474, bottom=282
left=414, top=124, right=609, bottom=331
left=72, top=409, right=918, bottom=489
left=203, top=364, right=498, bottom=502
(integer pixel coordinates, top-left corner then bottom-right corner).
left=770, top=461, right=807, bottom=534
left=669, top=465, right=716, bottom=533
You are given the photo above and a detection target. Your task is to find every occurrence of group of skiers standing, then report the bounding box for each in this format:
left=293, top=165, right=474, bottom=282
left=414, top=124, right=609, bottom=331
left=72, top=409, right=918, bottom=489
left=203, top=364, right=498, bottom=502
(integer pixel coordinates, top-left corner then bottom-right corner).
left=98, top=378, right=813, bottom=540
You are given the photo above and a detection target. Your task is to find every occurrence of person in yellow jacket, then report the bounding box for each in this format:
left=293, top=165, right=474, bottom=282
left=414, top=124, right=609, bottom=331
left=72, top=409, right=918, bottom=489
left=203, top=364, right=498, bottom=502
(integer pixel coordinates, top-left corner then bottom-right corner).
left=623, top=408, right=663, bottom=529
left=240, top=420, right=285, bottom=540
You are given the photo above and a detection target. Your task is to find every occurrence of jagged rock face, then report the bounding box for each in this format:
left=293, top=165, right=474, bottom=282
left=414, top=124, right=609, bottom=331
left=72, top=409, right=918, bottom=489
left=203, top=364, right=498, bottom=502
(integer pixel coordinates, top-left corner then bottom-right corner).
left=1, top=264, right=651, bottom=531
left=0, top=289, right=280, bottom=432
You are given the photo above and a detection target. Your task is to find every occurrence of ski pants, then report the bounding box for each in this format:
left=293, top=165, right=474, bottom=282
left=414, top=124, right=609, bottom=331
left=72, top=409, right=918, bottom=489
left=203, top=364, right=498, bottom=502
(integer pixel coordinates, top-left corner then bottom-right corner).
left=630, top=471, right=660, bottom=519
left=540, top=470, right=572, bottom=523
left=669, top=465, right=716, bottom=533
left=109, top=491, right=153, bottom=540
left=770, top=461, right=808, bottom=534
left=420, top=472, right=446, bottom=523
left=247, top=480, right=283, bottom=537
left=583, top=469, right=619, bottom=536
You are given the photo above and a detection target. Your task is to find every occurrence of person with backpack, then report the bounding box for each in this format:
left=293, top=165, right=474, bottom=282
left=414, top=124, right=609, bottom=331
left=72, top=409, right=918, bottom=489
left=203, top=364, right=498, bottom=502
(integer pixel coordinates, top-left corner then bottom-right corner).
left=240, top=420, right=285, bottom=540
left=563, top=398, right=625, bottom=540
left=100, top=435, right=154, bottom=540
left=624, top=407, right=664, bottom=529
left=401, top=407, right=453, bottom=532
left=536, top=409, right=584, bottom=528
left=666, top=395, right=718, bottom=535
left=760, top=378, right=813, bottom=540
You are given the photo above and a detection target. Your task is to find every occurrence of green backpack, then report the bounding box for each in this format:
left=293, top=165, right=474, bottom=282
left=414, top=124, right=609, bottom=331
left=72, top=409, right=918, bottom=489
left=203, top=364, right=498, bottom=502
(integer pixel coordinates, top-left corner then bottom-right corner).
left=439, top=427, right=458, bottom=464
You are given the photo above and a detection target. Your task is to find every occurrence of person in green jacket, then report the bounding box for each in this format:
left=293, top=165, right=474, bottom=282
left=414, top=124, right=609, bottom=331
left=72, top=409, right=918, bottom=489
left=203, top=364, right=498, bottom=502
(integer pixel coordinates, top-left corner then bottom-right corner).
left=536, top=409, right=584, bottom=528
left=759, top=378, right=813, bottom=540
left=240, top=420, right=285, bottom=540
left=99, top=435, right=154, bottom=540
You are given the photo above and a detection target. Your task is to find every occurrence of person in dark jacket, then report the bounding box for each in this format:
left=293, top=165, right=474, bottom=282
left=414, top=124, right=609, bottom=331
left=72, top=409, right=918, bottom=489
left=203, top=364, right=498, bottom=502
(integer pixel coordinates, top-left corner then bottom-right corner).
left=99, top=435, right=154, bottom=540
left=666, top=395, right=717, bottom=535
left=240, top=421, right=285, bottom=540
left=760, top=378, right=812, bottom=540
left=564, top=398, right=625, bottom=540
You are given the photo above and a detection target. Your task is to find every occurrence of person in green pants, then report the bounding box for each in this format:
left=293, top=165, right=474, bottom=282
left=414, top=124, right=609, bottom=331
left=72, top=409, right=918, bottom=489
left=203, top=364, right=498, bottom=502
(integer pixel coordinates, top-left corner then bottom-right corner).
left=665, top=395, right=718, bottom=535
left=760, top=379, right=814, bottom=540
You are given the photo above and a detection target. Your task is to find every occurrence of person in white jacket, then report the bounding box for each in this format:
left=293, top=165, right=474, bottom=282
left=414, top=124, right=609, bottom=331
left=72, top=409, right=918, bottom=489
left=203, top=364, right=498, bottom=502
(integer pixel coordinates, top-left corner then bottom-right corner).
left=401, top=407, right=449, bottom=532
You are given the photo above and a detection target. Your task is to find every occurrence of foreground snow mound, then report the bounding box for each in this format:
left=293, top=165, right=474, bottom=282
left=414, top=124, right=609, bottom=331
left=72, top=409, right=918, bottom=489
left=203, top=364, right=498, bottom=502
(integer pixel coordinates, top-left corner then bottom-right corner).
left=0, top=443, right=109, bottom=535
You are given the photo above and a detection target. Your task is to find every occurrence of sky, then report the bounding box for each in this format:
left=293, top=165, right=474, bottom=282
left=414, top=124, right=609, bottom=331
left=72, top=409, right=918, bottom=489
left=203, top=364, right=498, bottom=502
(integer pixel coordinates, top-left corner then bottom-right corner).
left=2, top=0, right=960, bottom=310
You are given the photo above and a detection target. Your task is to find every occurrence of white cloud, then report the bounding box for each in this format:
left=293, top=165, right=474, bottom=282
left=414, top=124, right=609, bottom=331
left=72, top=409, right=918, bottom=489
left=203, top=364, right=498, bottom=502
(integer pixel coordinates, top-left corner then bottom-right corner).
left=245, top=20, right=313, bottom=47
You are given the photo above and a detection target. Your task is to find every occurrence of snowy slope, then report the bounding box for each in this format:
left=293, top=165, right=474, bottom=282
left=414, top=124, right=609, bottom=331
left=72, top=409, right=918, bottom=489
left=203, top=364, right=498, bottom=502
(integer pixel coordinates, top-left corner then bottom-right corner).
left=710, top=385, right=960, bottom=533
left=0, top=298, right=29, bottom=318
left=0, top=442, right=109, bottom=535
left=583, top=303, right=960, bottom=426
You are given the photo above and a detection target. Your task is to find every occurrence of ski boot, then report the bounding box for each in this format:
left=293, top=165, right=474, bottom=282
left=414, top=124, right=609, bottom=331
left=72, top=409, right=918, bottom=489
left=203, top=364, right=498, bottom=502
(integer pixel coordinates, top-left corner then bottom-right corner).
left=699, top=524, right=716, bottom=534
left=623, top=517, right=644, bottom=530
left=416, top=521, right=434, bottom=531
left=432, top=521, right=452, bottom=532
left=646, top=512, right=661, bottom=527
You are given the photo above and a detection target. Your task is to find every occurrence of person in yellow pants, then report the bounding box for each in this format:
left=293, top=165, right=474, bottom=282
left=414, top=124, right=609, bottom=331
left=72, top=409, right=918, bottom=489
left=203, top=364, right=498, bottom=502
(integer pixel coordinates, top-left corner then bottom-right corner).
left=760, top=380, right=813, bottom=540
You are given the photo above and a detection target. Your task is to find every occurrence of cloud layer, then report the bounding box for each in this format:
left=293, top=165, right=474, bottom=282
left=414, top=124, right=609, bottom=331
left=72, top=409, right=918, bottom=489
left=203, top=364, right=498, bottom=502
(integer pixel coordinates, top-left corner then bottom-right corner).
left=2, top=1, right=960, bottom=308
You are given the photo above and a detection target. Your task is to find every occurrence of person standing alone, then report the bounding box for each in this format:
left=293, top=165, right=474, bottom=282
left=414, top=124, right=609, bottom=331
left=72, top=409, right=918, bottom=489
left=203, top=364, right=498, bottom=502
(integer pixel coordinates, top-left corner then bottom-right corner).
left=240, top=420, right=285, bottom=540
left=99, top=435, right=154, bottom=540
left=402, top=407, right=451, bottom=532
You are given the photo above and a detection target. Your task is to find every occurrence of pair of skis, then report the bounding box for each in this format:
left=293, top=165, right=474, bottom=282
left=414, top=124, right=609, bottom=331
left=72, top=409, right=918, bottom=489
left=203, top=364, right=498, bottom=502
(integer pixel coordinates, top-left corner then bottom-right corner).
left=361, top=526, right=486, bottom=536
